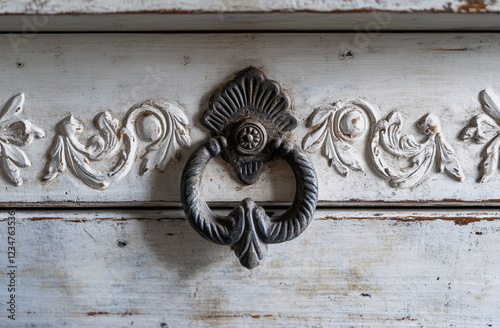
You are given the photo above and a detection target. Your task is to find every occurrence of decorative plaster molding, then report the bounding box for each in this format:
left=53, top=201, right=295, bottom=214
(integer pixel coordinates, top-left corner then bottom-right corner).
left=43, top=99, right=190, bottom=189
left=462, top=89, right=500, bottom=182
left=0, top=94, right=44, bottom=186
left=303, top=99, right=464, bottom=188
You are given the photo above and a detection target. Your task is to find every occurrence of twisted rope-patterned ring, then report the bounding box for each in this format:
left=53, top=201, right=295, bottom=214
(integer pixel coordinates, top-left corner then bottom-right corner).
left=180, top=136, right=318, bottom=269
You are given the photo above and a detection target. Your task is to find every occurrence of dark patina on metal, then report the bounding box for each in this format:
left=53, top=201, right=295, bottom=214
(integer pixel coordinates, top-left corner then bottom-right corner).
left=201, top=67, right=297, bottom=185
left=181, top=67, right=318, bottom=269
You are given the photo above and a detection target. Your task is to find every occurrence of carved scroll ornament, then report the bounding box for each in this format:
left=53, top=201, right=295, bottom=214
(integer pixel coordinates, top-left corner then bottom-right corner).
left=461, top=89, right=500, bottom=182
left=0, top=94, right=44, bottom=186
left=43, top=99, right=190, bottom=189
left=303, top=100, right=464, bottom=188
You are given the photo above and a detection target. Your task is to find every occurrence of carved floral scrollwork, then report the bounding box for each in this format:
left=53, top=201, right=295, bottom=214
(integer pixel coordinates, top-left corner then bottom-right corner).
left=461, top=89, right=500, bottom=182
left=43, top=99, right=190, bottom=189
left=0, top=94, right=44, bottom=186
left=302, top=100, right=371, bottom=177
left=372, top=112, right=464, bottom=187
left=303, top=100, right=464, bottom=188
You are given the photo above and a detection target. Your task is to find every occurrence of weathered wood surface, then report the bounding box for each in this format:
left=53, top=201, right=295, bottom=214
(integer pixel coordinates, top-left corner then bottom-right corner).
left=2, top=13, right=500, bottom=32
left=1, top=209, right=499, bottom=327
left=1, top=1, right=500, bottom=31
left=1, top=33, right=500, bottom=206
left=1, top=0, right=500, bottom=14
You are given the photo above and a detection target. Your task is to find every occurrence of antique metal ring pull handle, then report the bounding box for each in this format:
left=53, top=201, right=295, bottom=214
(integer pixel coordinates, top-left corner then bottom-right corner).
left=180, top=67, right=318, bottom=269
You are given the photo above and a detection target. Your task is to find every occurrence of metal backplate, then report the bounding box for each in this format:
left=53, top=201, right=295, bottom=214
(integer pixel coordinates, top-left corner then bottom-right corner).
left=201, top=67, right=298, bottom=185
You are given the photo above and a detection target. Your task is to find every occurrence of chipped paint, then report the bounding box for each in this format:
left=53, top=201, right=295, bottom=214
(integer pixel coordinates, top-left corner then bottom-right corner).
left=319, top=215, right=498, bottom=225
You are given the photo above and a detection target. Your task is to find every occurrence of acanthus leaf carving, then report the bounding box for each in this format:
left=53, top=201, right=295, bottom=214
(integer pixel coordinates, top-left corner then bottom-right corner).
left=372, top=112, right=464, bottom=188
left=0, top=94, right=44, bottom=186
left=461, top=89, right=500, bottom=182
left=302, top=101, right=368, bottom=177
left=135, top=101, right=190, bottom=174
left=479, top=88, right=500, bottom=122
left=304, top=99, right=464, bottom=188
left=436, top=133, right=464, bottom=181
left=43, top=99, right=190, bottom=189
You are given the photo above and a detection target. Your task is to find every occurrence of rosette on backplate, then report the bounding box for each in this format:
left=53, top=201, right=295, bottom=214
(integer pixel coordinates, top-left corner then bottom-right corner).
left=201, top=67, right=297, bottom=185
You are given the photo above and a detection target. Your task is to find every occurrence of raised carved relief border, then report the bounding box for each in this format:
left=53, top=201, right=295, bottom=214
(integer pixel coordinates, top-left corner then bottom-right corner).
left=461, top=89, right=500, bottom=182
left=302, top=99, right=464, bottom=188
left=0, top=93, right=44, bottom=186
left=6, top=88, right=500, bottom=189
left=42, top=99, right=190, bottom=189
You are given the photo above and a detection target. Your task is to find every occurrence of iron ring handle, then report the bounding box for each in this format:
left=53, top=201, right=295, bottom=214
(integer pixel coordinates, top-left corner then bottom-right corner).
left=180, top=136, right=318, bottom=269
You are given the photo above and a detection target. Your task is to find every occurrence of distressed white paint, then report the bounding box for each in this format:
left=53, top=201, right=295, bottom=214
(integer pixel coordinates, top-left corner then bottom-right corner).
left=0, top=4, right=496, bottom=327
left=1, top=33, right=500, bottom=206
left=1, top=0, right=499, bottom=14
left=0, top=209, right=499, bottom=327
left=1, top=0, right=500, bottom=32
left=42, top=99, right=190, bottom=190
left=303, top=100, right=465, bottom=187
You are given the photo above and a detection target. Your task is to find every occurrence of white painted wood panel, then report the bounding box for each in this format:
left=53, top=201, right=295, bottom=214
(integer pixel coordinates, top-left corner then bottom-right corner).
left=1, top=0, right=500, bottom=14
left=1, top=33, right=500, bottom=206
left=1, top=209, right=499, bottom=327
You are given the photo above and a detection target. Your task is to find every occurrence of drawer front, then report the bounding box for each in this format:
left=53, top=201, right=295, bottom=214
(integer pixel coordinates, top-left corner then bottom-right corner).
left=2, top=209, right=499, bottom=327
left=2, top=28, right=500, bottom=328
left=1, top=33, right=500, bottom=207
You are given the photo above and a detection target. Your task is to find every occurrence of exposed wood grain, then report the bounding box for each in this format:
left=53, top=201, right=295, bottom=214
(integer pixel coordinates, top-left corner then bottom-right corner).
left=1, top=209, right=499, bottom=327
left=1, top=13, right=500, bottom=32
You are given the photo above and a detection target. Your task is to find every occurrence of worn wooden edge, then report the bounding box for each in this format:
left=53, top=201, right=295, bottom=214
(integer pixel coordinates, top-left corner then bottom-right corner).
left=2, top=200, right=500, bottom=208
left=1, top=0, right=500, bottom=15
left=3, top=208, right=500, bottom=225
left=0, top=12, right=500, bottom=32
